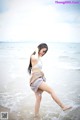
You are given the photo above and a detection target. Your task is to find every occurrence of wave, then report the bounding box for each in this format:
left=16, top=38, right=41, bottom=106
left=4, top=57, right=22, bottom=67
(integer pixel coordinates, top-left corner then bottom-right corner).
left=53, top=61, right=80, bottom=70
left=48, top=106, right=80, bottom=120
left=58, top=105, right=80, bottom=120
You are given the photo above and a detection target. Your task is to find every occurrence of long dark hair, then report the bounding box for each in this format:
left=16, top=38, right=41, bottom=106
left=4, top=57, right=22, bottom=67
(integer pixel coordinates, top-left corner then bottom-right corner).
left=28, top=43, right=48, bottom=74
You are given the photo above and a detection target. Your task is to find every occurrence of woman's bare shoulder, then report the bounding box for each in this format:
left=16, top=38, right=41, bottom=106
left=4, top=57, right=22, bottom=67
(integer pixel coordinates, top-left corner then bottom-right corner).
left=31, top=55, right=38, bottom=66
left=31, top=55, right=38, bottom=61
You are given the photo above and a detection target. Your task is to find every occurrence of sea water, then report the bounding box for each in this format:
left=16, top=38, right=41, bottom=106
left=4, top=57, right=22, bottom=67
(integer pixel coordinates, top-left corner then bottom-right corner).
left=0, top=42, right=80, bottom=120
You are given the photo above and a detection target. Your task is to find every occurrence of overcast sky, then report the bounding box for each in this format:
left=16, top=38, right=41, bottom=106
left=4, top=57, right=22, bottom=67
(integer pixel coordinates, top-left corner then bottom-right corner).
left=0, top=0, right=80, bottom=42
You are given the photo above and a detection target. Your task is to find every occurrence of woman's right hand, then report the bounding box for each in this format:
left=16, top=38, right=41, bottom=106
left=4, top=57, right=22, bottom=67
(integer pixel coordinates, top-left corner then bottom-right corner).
left=31, top=48, right=39, bottom=65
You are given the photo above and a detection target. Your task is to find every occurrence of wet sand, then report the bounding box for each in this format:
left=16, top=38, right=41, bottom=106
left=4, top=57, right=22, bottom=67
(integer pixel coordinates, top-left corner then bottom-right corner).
left=0, top=105, right=18, bottom=120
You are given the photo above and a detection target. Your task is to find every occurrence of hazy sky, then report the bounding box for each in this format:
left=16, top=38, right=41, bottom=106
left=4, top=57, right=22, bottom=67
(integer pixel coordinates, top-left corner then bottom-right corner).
left=0, top=0, right=80, bottom=42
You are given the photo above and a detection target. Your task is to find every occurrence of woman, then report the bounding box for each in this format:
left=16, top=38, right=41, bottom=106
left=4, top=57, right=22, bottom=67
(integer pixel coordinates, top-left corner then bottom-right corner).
left=28, top=43, right=71, bottom=116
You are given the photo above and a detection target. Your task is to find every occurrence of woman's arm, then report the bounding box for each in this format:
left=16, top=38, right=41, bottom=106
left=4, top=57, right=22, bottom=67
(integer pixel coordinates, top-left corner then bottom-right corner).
left=34, top=47, right=39, bottom=58
left=31, top=48, right=39, bottom=66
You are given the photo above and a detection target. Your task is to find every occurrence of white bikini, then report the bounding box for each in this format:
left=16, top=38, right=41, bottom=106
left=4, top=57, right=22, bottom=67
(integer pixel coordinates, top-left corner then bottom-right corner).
left=32, top=58, right=42, bottom=72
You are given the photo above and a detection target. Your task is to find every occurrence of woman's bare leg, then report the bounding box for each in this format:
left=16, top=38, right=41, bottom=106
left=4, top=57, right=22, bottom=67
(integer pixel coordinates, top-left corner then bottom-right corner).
left=39, top=82, right=72, bottom=111
left=34, top=89, right=43, bottom=116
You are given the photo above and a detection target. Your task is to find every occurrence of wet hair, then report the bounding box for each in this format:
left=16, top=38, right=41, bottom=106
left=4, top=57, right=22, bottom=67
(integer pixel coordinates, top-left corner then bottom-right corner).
left=28, top=43, right=48, bottom=74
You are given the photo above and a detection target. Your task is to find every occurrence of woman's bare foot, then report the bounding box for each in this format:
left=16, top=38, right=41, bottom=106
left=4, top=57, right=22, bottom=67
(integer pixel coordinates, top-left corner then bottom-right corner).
left=34, top=114, right=41, bottom=120
left=62, top=106, right=72, bottom=111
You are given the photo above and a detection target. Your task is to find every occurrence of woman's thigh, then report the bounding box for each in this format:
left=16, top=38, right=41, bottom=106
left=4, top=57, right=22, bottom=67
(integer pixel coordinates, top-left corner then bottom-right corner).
left=38, top=81, right=52, bottom=94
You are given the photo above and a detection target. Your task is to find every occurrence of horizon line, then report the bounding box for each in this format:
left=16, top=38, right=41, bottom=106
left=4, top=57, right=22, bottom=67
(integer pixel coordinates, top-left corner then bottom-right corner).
left=0, top=41, right=80, bottom=43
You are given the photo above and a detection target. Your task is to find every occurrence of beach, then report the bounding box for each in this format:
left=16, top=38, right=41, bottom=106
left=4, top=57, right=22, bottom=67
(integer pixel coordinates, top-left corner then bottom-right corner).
left=0, top=42, right=80, bottom=120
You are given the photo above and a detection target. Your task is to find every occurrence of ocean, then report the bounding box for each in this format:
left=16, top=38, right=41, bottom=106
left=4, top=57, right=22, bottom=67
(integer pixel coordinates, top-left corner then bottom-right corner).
left=0, top=42, right=80, bottom=120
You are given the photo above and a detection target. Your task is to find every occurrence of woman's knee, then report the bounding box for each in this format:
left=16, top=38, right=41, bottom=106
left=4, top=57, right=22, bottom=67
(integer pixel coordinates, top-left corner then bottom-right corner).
left=36, top=94, right=42, bottom=102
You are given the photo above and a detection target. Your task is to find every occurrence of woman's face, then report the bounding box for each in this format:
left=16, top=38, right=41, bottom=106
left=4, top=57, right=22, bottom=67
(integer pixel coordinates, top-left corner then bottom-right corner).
left=38, top=48, right=47, bottom=57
